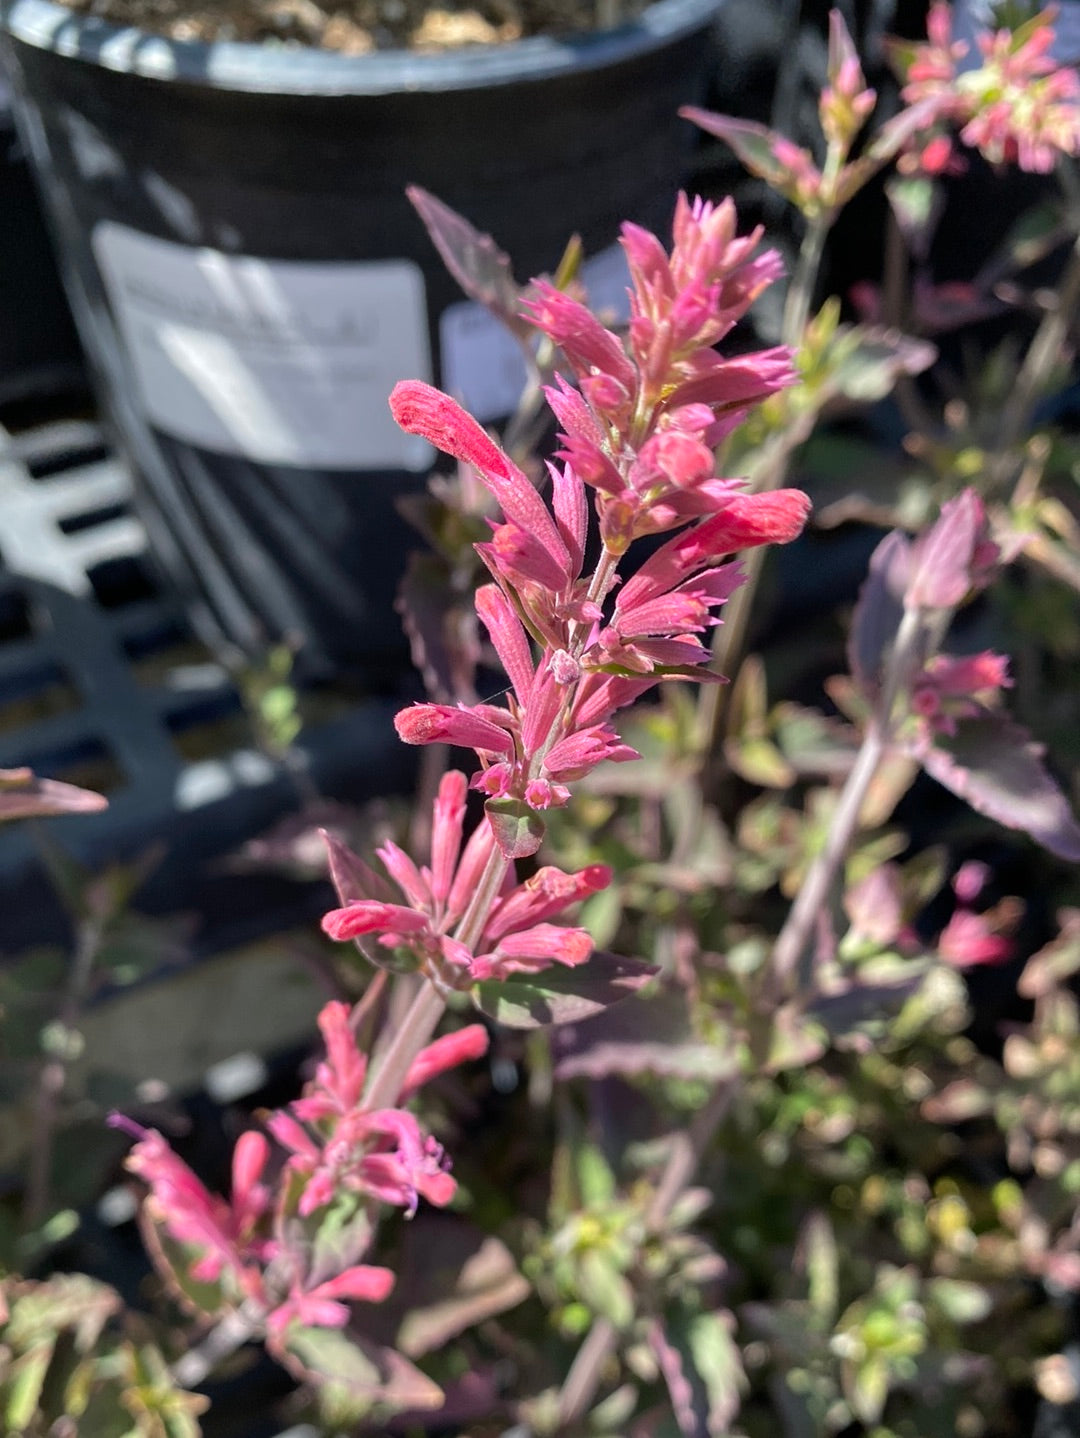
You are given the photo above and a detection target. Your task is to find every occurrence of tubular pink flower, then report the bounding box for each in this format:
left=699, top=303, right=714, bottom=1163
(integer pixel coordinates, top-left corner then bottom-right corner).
left=375, top=839, right=431, bottom=911
left=313, top=1001, right=368, bottom=1110
left=445, top=817, right=499, bottom=924
left=521, top=281, right=637, bottom=395
left=321, top=901, right=431, bottom=943
left=551, top=463, right=588, bottom=572
left=543, top=725, right=641, bottom=782
left=400, top=1023, right=490, bottom=1098
left=113, top=1121, right=272, bottom=1293
left=430, top=770, right=468, bottom=905
left=486, top=863, right=612, bottom=940
left=475, top=583, right=534, bottom=706
left=394, top=702, right=514, bottom=754
left=390, top=380, right=568, bottom=566
left=266, top=1264, right=396, bottom=1341
left=491, top=923, right=594, bottom=969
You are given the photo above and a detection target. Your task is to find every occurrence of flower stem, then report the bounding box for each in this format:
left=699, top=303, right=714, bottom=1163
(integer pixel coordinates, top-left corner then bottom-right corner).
left=781, top=212, right=830, bottom=348
left=361, top=978, right=448, bottom=1112
left=362, top=842, right=510, bottom=1112
left=770, top=602, right=923, bottom=988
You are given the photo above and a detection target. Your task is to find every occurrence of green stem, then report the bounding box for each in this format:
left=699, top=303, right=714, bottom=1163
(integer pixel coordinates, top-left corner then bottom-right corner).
left=781, top=212, right=830, bottom=348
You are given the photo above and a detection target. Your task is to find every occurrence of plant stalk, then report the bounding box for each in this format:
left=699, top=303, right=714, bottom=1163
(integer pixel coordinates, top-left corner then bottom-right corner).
left=770, top=602, right=923, bottom=988
left=24, top=913, right=105, bottom=1230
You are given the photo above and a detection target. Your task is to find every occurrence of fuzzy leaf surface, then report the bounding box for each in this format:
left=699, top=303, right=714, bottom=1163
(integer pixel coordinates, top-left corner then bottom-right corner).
left=472, top=950, right=657, bottom=1029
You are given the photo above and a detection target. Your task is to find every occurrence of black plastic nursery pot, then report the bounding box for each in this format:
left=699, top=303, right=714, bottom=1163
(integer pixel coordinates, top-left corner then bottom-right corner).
left=0, top=0, right=720, bottom=679
left=0, top=72, right=85, bottom=409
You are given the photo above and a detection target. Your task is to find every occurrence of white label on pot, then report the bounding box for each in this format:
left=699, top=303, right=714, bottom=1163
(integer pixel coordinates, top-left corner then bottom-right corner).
left=439, top=241, right=632, bottom=424
left=92, top=223, right=433, bottom=471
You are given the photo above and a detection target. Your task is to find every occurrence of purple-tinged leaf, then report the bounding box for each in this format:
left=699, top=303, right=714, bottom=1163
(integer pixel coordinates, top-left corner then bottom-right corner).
left=831, top=327, right=937, bottom=402
left=1018, top=909, right=1080, bottom=999
left=484, top=797, right=545, bottom=860
left=916, top=717, right=1080, bottom=861
left=137, top=1213, right=228, bottom=1320
left=271, top=1325, right=443, bottom=1413
left=907, top=489, right=987, bottom=610
left=680, top=108, right=821, bottom=207
left=552, top=990, right=737, bottom=1082
left=806, top=975, right=922, bottom=1041
left=922, top=1077, right=994, bottom=1123
left=844, top=863, right=905, bottom=947
left=396, top=552, right=480, bottom=705
left=848, top=530, right=911, bottom=693
left=320, top=829, right=395, bottom=907
left=471, top=950, right=657, bottom=1029
left=391, top=1220, right=529, bottom=1359
left=0, top=766, right=107, bottom=823
left=407, top=186, right=531, bottom=344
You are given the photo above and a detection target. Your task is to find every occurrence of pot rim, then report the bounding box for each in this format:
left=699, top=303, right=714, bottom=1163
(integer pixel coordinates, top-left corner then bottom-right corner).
left=0, top=0, right=720, bottom=93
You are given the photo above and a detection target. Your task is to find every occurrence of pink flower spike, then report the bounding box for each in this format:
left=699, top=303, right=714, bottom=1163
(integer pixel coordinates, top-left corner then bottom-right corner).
left=395, top=702, right=514, bottom=755
left=431, top=770, right=468, bottom=905
left=400, top=1023, right=490, bottom=1098
left=321, top=901, right=430, bottom=942
left=390, top=381, right=567, bottom=565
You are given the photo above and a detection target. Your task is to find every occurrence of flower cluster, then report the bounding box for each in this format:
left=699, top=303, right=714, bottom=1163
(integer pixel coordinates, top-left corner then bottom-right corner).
left=111, top=1000, right=488, bottom=1342
left=910, top=650, right=1012, bottom=737
left=322, top=771, right=611, bottom=985
left=895, top=3, right=1080, bottom=174
left=389, top=197, right=809, bottom=839
left=266, top=998, right=487, bottom=1213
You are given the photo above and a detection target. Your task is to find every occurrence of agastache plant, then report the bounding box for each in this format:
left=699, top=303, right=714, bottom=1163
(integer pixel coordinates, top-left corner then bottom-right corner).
left=111, top=193, right=810, bottom=1402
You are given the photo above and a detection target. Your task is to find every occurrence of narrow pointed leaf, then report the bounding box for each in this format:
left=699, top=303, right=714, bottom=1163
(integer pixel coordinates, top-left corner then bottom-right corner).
left=407, top=186, right=531, bottom=343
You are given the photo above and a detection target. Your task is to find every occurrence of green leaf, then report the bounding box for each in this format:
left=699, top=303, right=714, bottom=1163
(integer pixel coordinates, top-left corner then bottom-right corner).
left=4, top=1341, right=53, bottom=1431
left=927, top=1278, right=992, bottom=1326
left=272, top=1326, right=443, bottom=1418
left=472, top=950, right=658, bottom=1029
left=687, top=1310, right=745, bottom=1435
left=577, top=1250, right=635, bottom=1330
left=485, top=797, right=546, bottom=859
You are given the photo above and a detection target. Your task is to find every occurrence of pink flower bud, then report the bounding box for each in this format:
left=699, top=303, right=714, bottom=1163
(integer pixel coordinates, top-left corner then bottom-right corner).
left=394, top=703, right=514, bottom=755
left=321, top=902, right=430, bottom=942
